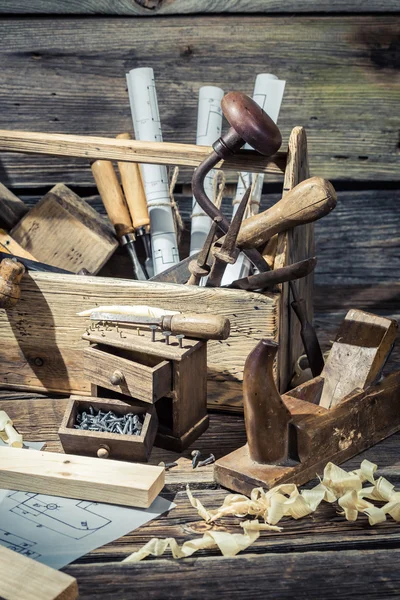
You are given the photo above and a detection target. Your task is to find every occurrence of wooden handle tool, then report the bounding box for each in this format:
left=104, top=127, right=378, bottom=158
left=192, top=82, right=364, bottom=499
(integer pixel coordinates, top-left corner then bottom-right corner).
left=91, top=159, right=134, bottom=239
left=117, top=133, right=150, bottom=232
left=116, top=133, right=153, bottom=276
left=91, top=159, right=148, bottom=280
left=229, top=177, right=337, bottom=249
left=161, top=313, right=230, bottom=340
left=0, top=257, right=25, bottom=308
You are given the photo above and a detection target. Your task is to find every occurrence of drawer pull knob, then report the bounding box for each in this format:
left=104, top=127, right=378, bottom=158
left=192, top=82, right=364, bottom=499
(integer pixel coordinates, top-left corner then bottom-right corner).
left=97, top=445, right=110, bottom=459
left=110, top=370, right=124, bottom=385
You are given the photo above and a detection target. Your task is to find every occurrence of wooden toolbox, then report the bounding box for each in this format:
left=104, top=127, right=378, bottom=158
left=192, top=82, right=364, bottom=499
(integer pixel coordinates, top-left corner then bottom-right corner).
left=58, top=397, right=158, bottom=462
left=0, top=126, right=313, bottom=412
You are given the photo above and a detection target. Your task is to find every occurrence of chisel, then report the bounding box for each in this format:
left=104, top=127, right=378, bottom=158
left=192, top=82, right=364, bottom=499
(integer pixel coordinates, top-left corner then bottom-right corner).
left=116, top=133, right=153, bottom=277
left=91, top=159, right=148, bottom=280
left=89, top=311, right=230, bottom=341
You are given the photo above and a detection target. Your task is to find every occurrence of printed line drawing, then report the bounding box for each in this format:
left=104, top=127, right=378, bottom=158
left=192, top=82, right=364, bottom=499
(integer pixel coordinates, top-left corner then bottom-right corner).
left=0, top=528, right=41, bottom=559
left=7, top=492, right=111, bottom=540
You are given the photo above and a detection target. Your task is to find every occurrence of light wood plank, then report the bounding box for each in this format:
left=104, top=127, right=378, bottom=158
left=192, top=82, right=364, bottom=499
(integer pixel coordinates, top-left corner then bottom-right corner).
left=0, top=130, right=285, bottom=175
left=0, top=0, right=397, bottom=14
left=0, top=17, right=398, bottom=187
left=0, top=546, right=78, bottom=600
left=0, top=446, right=165, bottom=508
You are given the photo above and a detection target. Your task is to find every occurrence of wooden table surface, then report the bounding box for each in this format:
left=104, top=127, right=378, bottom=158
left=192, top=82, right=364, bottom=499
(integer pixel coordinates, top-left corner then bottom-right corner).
left=0, top=286, right=398, bottom=599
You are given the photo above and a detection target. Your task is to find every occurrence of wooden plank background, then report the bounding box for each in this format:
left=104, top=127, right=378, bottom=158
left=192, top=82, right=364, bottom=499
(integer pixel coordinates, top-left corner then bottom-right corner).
left=0, top=16, right=399, bottom=188
left=0, top=1, right=399, bottom=15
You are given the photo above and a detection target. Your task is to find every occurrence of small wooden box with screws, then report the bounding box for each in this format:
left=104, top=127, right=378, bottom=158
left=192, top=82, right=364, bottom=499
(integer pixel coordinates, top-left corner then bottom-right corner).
left=58, top=397, right=158, bottom=462
left=82, top=326, right=209, bottom=452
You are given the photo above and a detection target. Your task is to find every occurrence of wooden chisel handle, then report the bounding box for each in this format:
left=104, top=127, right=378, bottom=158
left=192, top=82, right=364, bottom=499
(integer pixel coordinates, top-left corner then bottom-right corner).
left=91, top=160, right=134, bottom=239
left=161, top=313, right=230, bottom=340
left=0, top=258, right=25, bottom=308
left=233, top=177, right=337, bottom=249
left=117, top=133, right=150, bottom=232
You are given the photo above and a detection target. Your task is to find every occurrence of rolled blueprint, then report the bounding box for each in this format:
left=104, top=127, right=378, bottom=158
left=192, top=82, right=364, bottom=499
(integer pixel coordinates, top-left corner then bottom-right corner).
left=189, top=86, right=224, bottom=256
left=126, top=67, right=179, bottom=275
left=221, top=74, right=286, bottom=285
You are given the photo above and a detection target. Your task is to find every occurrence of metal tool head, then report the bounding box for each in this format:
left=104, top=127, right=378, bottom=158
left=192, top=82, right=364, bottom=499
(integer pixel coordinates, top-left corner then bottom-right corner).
left=221, top=92, right=282, bottom=156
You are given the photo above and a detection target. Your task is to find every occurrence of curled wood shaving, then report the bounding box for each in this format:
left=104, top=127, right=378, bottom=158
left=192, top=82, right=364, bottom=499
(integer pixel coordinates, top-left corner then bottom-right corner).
left=123, top=459, right=399, bottom=563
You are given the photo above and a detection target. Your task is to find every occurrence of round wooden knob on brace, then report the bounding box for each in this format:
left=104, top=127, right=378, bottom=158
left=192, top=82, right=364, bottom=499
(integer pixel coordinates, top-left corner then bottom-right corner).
left=221, top=91, right=282, bottom=156
left=109, top=370, right=124, bottom=386
left=0, top=258, right=25, bottom=309
left=97, top=445, right=110, bottom=459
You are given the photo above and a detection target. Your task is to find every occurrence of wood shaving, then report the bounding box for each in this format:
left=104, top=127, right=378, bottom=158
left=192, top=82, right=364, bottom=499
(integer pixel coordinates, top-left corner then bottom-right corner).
left=123, top=459, right=399, bottom=563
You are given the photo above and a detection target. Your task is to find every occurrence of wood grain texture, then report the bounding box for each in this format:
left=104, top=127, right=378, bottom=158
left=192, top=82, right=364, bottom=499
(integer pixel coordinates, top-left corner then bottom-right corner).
left=0, top=0, right=398, bottom=14
left=0, top=546, right=78, bottom=600
left=83, top=344, right=172, bottom=403
left=0, top=271, right=278, bottom=397
left=0, top=445, right=165, bottom=508
left=0, top=182, right=28, bottom=230
left=11, top=184, right=118, bottom=273
left=64, top=549, right=400, bottom=599
left=0, top=17, right=398, bottom=187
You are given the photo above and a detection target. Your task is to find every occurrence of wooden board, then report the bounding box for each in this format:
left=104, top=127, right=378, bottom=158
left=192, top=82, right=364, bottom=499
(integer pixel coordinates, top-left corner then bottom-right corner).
left=0, top=182, right=28, bottom=230
left=0, top=270, right=279, bottom=402
left=319, top=309, right=398, bottom=408
left=0, top=1, right=397, bottom=14
left=11, top=183, right=118, bottom=274
left=0, top=446, right=165, bottom=508
left=0, top=546, right=78, bottom=600
left=0, top=17, right=398, bottom=188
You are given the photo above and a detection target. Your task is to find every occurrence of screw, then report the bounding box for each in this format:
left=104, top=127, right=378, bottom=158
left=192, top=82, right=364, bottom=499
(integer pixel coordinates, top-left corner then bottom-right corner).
left=175, top=334, right=185, bottom=349
left=158, top=461, right=178, bottom=470
left=191, top=449, right=201, bottom=469
left=162, top=331, right=172, bottom=345
left=197, top=453, right=215, bottom=467
left=149, top=325, right=157, bottom=342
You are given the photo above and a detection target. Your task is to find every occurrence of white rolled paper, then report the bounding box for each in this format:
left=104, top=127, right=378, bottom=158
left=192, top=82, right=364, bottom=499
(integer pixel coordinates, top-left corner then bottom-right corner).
left=126, top=67, right=179, bottom=275
left=221, top=74, right=286, bottom=285
left=189, top=86, right=224, bottom=256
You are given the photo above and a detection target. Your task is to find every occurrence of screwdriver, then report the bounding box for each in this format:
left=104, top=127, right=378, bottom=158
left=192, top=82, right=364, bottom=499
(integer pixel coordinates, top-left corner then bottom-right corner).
left=116, top=133, right=153, bottom=278
left=91, top=159, right=147, bottom=281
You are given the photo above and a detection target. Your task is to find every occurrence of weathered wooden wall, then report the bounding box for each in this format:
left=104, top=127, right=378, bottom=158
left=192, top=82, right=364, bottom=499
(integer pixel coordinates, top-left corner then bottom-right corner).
left=0, top=15, right=399, bottom=188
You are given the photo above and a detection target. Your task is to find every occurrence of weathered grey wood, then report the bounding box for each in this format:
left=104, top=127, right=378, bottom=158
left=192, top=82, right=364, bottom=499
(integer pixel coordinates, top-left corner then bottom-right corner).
left=0, top=17, right=398, bottom=187
left=0, top=0, right=398, bottom=14
left=64, top=549, right=400, bottom=598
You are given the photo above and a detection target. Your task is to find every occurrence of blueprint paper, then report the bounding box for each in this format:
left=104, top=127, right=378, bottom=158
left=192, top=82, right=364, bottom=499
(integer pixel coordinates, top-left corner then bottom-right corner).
left=0, top=490, right=174, bottom=570
left=190, top=85, right=224, bottom=255
left=0, top=440, right=174, bottom=569
left=126, top=67, right=179, bottom=275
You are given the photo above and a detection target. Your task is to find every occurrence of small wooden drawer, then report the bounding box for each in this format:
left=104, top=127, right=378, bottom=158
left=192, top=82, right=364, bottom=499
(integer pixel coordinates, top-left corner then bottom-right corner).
left=83, top=343, right=172, bottom=404
left=58, top=397, right=158, bottom=462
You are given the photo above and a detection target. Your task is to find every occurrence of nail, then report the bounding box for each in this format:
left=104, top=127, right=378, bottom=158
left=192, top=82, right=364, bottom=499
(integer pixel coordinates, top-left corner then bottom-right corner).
left=175, top=334, right=185, bottom=348
left=191, top=449, right=201, bottom=469
left=162, top=331, right=172, bottom=345
left=197, top=453, right=215, bottom=467
left=149, top=325, right=157, bottom=342
left=158, top=461, right=178, bottom=470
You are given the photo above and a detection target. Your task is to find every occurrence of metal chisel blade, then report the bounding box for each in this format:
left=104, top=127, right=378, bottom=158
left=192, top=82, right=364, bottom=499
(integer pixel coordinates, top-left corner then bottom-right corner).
left=90, top=311, right=162, bottom=326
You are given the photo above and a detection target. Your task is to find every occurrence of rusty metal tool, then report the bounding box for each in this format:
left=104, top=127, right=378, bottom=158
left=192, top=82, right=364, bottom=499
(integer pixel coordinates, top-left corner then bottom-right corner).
left=226, top=256, right=317, bottom=291
left=290, top=280, right=324, bottom=377
left=0, top=251, right=73, bottom=274
left=187, top=216, right=222, bottom=286
left=191, top=91, right=281, bottom=274
left=206, top=186, right=252, bottom=288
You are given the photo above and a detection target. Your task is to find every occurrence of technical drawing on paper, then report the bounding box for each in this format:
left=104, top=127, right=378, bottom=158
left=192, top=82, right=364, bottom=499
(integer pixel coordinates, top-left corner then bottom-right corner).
left=7, top=492, right=111, bottom=540
left=0, top=528, right=41, bottom=559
